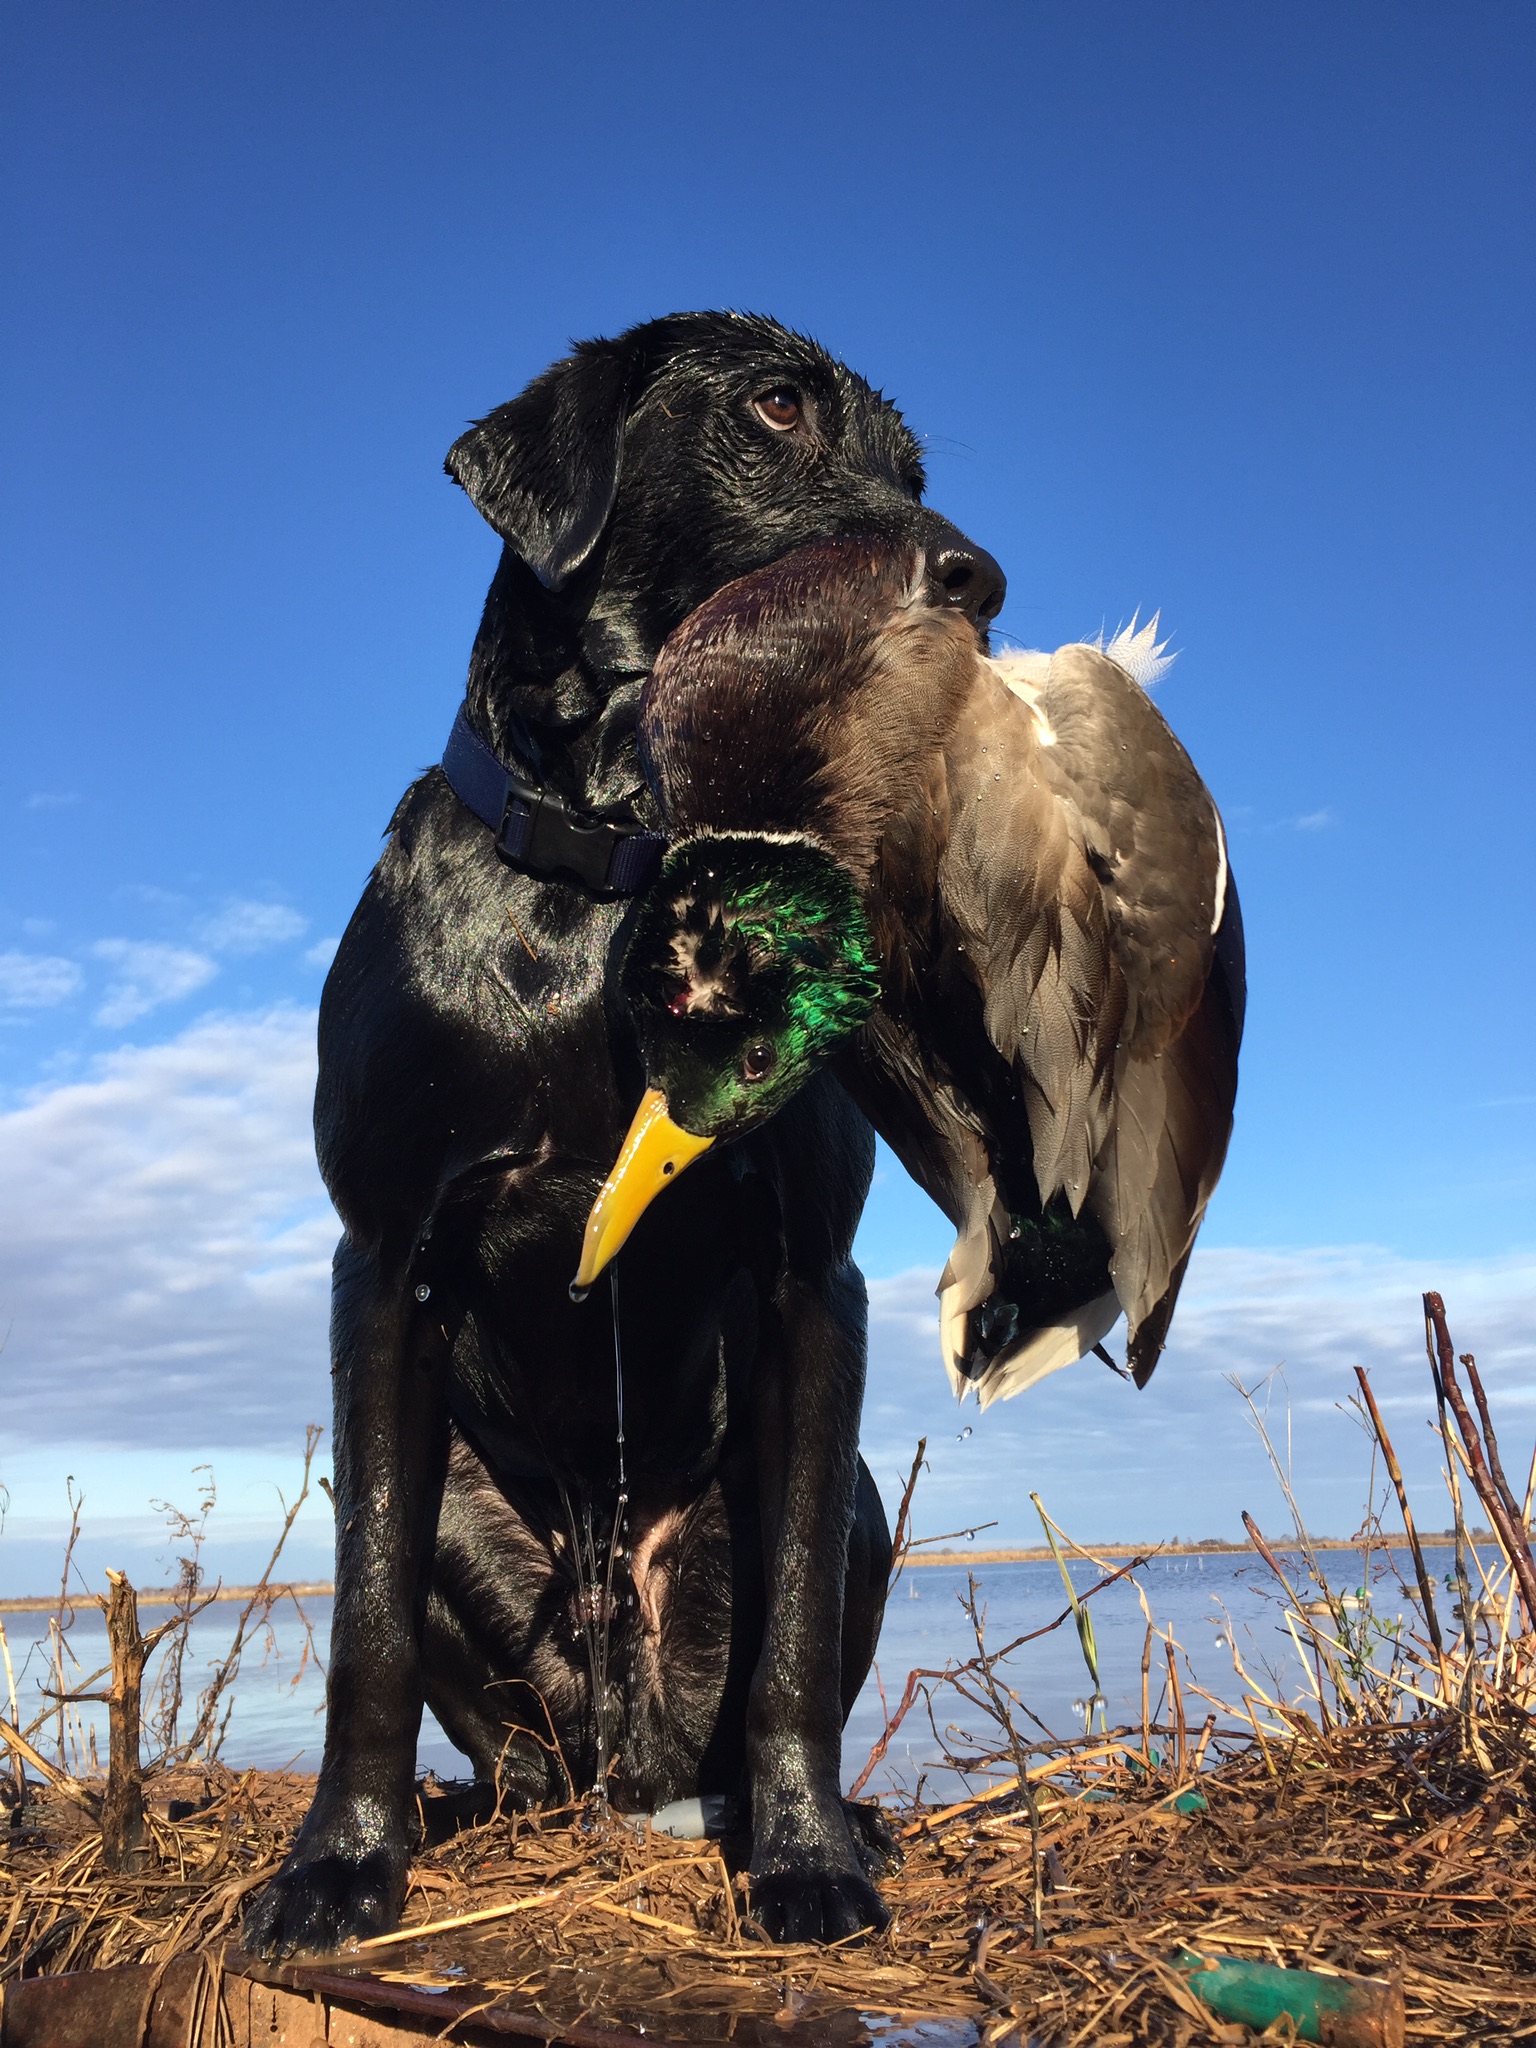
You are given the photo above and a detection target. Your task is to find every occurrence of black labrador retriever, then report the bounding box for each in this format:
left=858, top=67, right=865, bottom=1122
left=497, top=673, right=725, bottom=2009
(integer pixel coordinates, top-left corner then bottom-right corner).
left=244, top=312, right=1004, bottom=1956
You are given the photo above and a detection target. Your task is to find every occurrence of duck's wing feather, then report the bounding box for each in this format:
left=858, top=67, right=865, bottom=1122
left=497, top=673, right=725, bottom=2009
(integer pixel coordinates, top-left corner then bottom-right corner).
left=936, top=658, right=1122, bottom=1218
left=1011, top=642, right=1231, bottom=1058
left=1017, top=643, right=1242, bottom=1376
left=932, top=642, right=1241, bottom=1394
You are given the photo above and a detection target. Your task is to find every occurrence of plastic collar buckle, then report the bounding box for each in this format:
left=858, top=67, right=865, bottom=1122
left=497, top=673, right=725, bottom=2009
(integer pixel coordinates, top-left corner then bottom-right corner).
left=496, top=773, right=626, bottom=893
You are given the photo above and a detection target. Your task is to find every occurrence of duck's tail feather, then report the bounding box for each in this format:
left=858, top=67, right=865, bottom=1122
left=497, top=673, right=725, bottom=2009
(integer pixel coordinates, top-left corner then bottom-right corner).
left=1098, top=612, right=1174, bottom=689
left=972, top=1290, right=1123, bottom=1408
left=936, top=1174, right=1010, bottom=1398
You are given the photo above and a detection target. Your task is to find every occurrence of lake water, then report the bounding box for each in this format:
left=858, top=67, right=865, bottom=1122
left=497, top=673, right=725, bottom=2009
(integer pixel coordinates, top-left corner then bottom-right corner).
left=5, top=1548, right=1476, bottom=1801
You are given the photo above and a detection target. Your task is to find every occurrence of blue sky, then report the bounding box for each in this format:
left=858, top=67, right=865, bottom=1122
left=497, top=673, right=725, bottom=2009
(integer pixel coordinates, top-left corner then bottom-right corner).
left=2, top=4, right=1533, bottom=1577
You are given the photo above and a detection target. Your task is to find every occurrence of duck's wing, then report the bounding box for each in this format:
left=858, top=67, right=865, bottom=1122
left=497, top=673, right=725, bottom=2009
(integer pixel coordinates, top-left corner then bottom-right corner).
left=921, top=654, right=1121, bottom=1399
left=1014, top=640, right=1243, bottom=1382
left=931, top=638, right=1242, bottom=1398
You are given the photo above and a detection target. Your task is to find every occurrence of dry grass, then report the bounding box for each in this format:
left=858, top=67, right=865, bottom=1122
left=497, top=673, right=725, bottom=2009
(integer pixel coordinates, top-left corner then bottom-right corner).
left=4, top=1712, right=1533, bottom=2043
left=3, top=1293, right=1535, bottom=2044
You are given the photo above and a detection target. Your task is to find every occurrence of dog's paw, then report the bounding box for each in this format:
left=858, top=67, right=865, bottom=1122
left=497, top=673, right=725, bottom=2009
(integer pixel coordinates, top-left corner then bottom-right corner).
left=242, top=1838, right=408, bottom=1960
left=750, top=1867, right=889, bottom=1944
left=842, top=1798, right=902, bottom=1878
left=416, top=1779, right=502, bottom=1848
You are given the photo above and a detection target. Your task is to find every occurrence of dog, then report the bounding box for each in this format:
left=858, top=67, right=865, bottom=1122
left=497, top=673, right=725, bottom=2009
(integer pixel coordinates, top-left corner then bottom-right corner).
left=243, top=312, right=1005, bottom=1956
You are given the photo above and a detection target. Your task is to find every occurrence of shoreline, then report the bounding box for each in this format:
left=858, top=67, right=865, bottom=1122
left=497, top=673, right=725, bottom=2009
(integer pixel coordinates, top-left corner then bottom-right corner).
left=0, top=1535, right=1489, bottom=1610
left=0, top=1580, right=334, bottom=1614
left=902, top=1535, right=1473, bottom=1568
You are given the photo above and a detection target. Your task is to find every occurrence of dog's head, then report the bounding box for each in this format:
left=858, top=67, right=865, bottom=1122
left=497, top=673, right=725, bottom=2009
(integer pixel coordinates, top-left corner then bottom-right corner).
left=446, top=312, right=1004, bottom=679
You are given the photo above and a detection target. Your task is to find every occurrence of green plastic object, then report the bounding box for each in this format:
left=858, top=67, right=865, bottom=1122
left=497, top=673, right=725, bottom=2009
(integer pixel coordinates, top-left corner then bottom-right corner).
left=1176, top=1949, right=1403, bottom=2047
left=1164, top=1788, right=1208, bottom=1814
left=1080, top=1783, right=1206, bottom=1811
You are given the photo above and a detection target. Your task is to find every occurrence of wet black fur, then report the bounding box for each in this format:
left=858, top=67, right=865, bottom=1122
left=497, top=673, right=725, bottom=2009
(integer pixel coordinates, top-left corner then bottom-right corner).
left=243, top=313, right=1003, bottom=1957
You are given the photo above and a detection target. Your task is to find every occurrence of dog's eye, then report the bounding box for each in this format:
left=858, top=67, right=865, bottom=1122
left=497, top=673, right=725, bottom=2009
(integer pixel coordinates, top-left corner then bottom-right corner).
left=752, top=387, right=802, bottom=432
left=741, top=1042, right=777, bottom=1083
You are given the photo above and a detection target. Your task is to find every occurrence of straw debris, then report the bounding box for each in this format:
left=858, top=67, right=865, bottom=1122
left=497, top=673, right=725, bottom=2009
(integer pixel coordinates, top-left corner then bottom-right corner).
left=1, top=1294, right=1533, bottom=2044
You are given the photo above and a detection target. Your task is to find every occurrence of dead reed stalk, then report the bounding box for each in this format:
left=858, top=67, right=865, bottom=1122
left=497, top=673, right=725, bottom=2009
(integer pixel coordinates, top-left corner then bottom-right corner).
left=99, top=1571, right=148, bottom=1872
left=1424, top=1291, right=1536, bottom=1627
left=4, top=1307, right=1535, bottom=2043
left=1353, top=1364, right=1446, bottom=1656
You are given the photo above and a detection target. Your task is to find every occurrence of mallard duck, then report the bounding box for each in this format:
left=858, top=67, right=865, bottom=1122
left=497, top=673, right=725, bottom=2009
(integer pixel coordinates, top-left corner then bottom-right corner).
left=573, top=537, right=1243, bottom=1399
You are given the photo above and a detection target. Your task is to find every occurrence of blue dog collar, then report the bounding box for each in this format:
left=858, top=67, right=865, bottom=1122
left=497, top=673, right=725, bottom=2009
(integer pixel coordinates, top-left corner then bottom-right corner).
left=441, top=704, right=667, bottom=897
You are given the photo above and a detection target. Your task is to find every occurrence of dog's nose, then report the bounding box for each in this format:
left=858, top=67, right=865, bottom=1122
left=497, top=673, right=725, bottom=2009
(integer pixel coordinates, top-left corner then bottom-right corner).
left=919, top=520, right=1007, bottom=624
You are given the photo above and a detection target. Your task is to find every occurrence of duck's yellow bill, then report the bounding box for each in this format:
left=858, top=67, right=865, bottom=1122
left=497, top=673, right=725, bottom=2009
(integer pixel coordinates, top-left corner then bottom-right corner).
left=572, top=1088, right=714, bottom=1290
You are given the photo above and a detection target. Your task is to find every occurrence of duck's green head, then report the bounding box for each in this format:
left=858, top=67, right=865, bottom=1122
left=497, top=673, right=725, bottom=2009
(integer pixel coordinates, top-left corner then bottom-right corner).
left=573, top=835, right=881, bottom=1287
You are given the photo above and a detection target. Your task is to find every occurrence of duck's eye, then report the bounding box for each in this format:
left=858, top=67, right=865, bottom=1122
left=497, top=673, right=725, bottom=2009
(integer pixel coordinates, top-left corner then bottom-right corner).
left=741, top=1042, right=777, bottom=1083
left=752, top=387, right=801, bottom=432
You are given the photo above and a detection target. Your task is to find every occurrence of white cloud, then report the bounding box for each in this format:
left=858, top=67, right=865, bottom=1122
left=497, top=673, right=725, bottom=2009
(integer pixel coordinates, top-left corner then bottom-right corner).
left=1, top=1003, right=1531, bottom=1559
left=194, top=899, right=308, bottom=956
left=1225, top=805, right=1339, bottom=837
left=0, top=951, right=84, bottom=1010
left=303, top=936, right=340, bottom=969
left=0, top=1439, right=338, bottom=1594
left=25, top=791, right=80, bottom=811
left=92, top=940, right=218, bottom=1027
left=861, top=1244, right=1536, bottom=1548
left=112, top=884, right=187, bottom=910
left=0, top=1007, right=333, bottom=1454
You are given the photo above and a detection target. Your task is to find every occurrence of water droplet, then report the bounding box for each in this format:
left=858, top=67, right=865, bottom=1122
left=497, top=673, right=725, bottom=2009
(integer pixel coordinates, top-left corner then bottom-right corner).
left=956, top=1424, right=973, bottom=1441
left=414, top=1283, right=431, bottom=1303
left=568, top=1281, right=590, bottom=1304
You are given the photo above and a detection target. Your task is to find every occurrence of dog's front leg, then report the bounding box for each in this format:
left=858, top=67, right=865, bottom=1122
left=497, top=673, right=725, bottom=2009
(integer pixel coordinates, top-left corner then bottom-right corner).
left=244, top=1237, right=450, bottom=1958
left=747, top=1258, right=888, bottom=1943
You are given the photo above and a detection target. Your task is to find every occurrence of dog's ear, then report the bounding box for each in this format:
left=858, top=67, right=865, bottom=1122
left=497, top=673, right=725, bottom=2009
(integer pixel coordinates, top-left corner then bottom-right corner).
left=445, top=338, right=634, bottom=591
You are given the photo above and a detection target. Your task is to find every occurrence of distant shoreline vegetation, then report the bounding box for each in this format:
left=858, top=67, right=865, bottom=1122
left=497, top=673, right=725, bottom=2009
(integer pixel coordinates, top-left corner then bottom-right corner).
left=0, top=1534, right=1499, bottom=1609
left=906, top=1533, right=1494, bottom=1567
